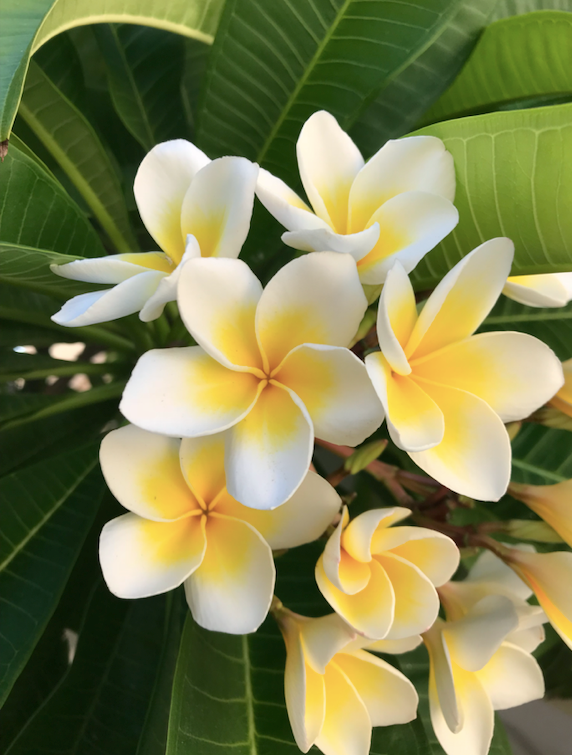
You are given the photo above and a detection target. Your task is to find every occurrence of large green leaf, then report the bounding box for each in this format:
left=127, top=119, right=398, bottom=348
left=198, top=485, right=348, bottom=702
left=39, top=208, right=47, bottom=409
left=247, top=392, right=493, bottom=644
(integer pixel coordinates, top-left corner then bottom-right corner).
left=0, top=243, right=93, bottom=299
left=197, top=0, right=463, bottom=186
left=422, top=11, right=572, bottom=126
left=0, top=0, right=225, bottom=141
left=0, top=442, right=104, bottom=705
left=411, top=104, right=572, bottom=289
left=350, top=0, right=497, bottom=156
left=511, top=424, right=572, bottom=484
left=0, top=142, right=105, bottom=258
left=166, top=543, right=434, bottom=755
left=19, top=59, right=138, bottom=253
left=493, top=0, right=572, bottom=20
left=95, top=24, right=189, bottom=151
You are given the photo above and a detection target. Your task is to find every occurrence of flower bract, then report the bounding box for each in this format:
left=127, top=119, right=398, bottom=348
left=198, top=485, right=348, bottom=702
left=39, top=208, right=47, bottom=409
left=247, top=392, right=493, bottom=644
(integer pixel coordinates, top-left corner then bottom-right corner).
left=120, top=251, right=384, bottom=509
left=256, top=110, right=459, bottom=285
left=98, top=425, right=340, bottom=634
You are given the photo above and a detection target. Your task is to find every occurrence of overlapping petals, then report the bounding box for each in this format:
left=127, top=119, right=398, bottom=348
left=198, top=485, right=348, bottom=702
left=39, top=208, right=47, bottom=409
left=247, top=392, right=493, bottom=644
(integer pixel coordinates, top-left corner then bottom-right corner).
left=503, top=272, right=572, bottom=308
left=256, top=110, right=458, bottom=285
left=315, top=506, right=459, bottom=639
left=276, top=609, right=418, bottom=755
left=120, top=252, right=384, bottom=509
left=365, top=239, right=564, bottom=500
left=98, top=425, right=340, bottom=633
left=51, top=141, right=258, bottom=325
left=509, top=479, right=572, bottom=547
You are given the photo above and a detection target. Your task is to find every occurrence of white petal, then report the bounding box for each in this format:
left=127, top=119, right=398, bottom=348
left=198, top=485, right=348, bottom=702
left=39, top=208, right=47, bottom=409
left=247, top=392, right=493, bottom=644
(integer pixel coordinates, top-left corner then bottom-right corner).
left=342, top=508, right=412, bottom=563
left=134, top=139, right=210, bottom=264
left=424, top=620, right=461, bottom=733
left=184, top=514, right=274, bottom=634
left=319, top=509, right=371, bottom=595
left=100, top=512, right=206, bottom=598
left=51, top=271, right=165, bottom=327
left=282, top=224, right=380, bottom=261
left=365, top=635, right=423, bottom=655
left=466, top=549, right=532, bottom=601
left=100, top=425, right=198, bottom=521
left=297, top=110, right=364, bottom=232
left=348, top=135, right=456, bottom=233
left=120, top=346, right=261, bottom=437
left=255, top=251, right=367, bottom=370
left=138, top=242, right=199, bottom=322
left=375, top=262, right=417, bottom=375
left=275, top=344, right=384, bottom=446
left=476, top=642, right=544, bottom=710
left=51, top=254, right=168, bottom=283
left=180, top=156, right=258, bottom=259
left=503, top=273, right=572, bottom=308
left=177, top=256, right=264, bottom=371
left=256, top=167, right=328, bottom=232
left=300, top=613, right=357, bottom=674
left=224, top=382, right=313, bottom=510
left=315, top=662, right=371, bottom=755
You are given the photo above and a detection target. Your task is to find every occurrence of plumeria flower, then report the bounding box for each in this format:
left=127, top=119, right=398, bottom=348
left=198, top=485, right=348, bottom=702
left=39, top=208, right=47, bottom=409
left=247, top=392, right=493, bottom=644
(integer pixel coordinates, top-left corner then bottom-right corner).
left=365, top=238, right=564, bottom=500
left=256, top=110, right=458, bottom=286
left=509, top=478, right=572, bottom=547
left=98, top=425, right=340, bottom=634
left=120, top=252, right=384, bottom=510
left=51, top=141, right=258, bottom=326
left=503, top=273, right=572, bottom=308
left=274, top=607, right=418, bottom=755
left=315, top=506, right=459, bottom=639
left=424, top=589, right=545, bottom=755
left=547, top=357, right=572, bottom=418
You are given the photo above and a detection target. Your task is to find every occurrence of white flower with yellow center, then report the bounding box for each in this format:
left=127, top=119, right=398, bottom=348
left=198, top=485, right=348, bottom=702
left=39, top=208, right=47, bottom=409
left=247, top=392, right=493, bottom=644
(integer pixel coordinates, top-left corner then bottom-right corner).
left=275, top=608, right=418, bottom=755
left=425, top=553, right=546, bottom=755
left=365, top=238, right=564, bottom=500
left=120, top=251, right=384, bottom=510
left=503, top=272, right=572, bottom=308
left=98, top=425, right=340, bottom=634
left=256, top=110, right=459, bottom=286
left=51, top=140, right=258, bottom=326
left=315, top=506, right=459, bottom=639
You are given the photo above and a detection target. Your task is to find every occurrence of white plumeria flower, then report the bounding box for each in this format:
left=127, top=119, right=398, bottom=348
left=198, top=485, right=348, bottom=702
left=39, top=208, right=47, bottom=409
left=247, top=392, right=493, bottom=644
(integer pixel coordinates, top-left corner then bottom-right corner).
left=275, top=609, right=418, bottom=755
left=98, top=425, right=340, bottom=634
left=51, top=140, right=258, bottom=326
left=503, top=272, right=572, bottom=308
left=424, top=574, right=546, bottom=755
left=120, top=252, right=384, bottom=510
left=256, top=110, right=459, bottom=286
left=365, top=238, right=564, bottom=501
left=315, top=506, right=459, bottom=639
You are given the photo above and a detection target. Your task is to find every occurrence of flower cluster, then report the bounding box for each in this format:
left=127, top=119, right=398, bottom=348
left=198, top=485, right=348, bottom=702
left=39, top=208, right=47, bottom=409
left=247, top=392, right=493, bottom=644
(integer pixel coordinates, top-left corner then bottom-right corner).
left=51, top=111, right=572, bottom=755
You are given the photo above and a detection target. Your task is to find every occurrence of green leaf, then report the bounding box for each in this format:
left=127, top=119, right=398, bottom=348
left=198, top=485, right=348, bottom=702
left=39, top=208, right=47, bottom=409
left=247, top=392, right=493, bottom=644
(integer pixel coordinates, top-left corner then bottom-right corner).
left=511, top=424, right=572, bottom=484
left=95, top=24, right=189, bottom=152
left=422, top=11, right=572, bottom=126
left=350, top=0, right=498, bottom=157
left=18, top=58, right=138, bottom=254
left=493, top=0, right=572, bottom=20
left=0, top=142, right=105, bottom=258
left=411, top=104, right=572, bottom=289
left=181, top=39, right=210, bottom=137
left=0, top=0, right=225, bottom=141
left=167, top=543, right=434, bottom=755
left=197, top=0, right=464, bottom=186
left=0, top=442, right=104, bottom=705
left=0, top=321, right=84, bottom=348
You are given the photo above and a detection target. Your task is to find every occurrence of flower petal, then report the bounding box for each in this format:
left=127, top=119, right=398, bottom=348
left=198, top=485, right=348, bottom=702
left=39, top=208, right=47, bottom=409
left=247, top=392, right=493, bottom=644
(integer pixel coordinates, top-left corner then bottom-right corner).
left=120, top=346, right=261, bottom=437
left=224, top=381, right=313, bottom=510
left=376, top=553, right=440, bottom=640
left=405, top=238, right=514, bottom=360
left=348, top=135, right=456, bottom=233
left=356, top=192, right=458, bottom=285
left=503, top=273, right=572, bottom=308
left=297, top=110, right=364, bottom=233
left=466, top=549, right=532, bottom=602
left=275, top=344, right=384, bottom=446
left=371, top=526, right=459, bottom=587
left=316, top=556, right=395, bottom=640
left=335, top=649, right=418, bottom=726
left=255, top=252, right=367, bottom=370
left=184, top=514, right=274, bottom=634
left=342, top=507, right=412, bottom=563
left=510, top=479, right=572, bottom=549
left=316, top=662, right=371, bottom=755
left=365, top=635, right=423, bottom=655
left=51, top=271, right=165, bottom=327
left=442, top=595, right=518, bottom=672
left=100, top=512, right=206, bottom=598
left=375, top=262, right=418, bottom=374
left=51, top=253, right=171, bottom=283
left=177, top=256, right=264, bottom=372
left=365, top=352, right=445, bottom=452
left=282, top=224, right=380, bottom=261
left=256, top=167, right=329, bottom=232
left=412, top=332, right=563, bottom=423
left=215, top=469, right=340, bottom=549
left=100, top=425, right=198, bottom=521
left=424, top=620, right=461, bottom=733
left=179, top=435, right=226, bottom=507
left=134, top=139, right=210, bottom=264
left=138, top=240, right=200, bottom=322
left=409, top=381, right=511, bottom=501
left=476, top=642, right=544, bottom=711
left=300, top=613, right=357, bottom=674
left=180, top=156, right=258, bottom=260
left=320, top=508, right=371, bottom=595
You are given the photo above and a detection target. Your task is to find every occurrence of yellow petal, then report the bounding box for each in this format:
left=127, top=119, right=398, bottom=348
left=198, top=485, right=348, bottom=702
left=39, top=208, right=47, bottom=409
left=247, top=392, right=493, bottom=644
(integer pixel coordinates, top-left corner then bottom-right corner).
left=510, top=479, right=572, bottom=549
left=375, top=262, right=417, bottom=374
left=316, top=662, right=371, bottom=755
left=342, top=507, right=411, bottom=563
left=320, top=508, right=370, bottom=594
left=179, top=435, right=226, bottom=508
